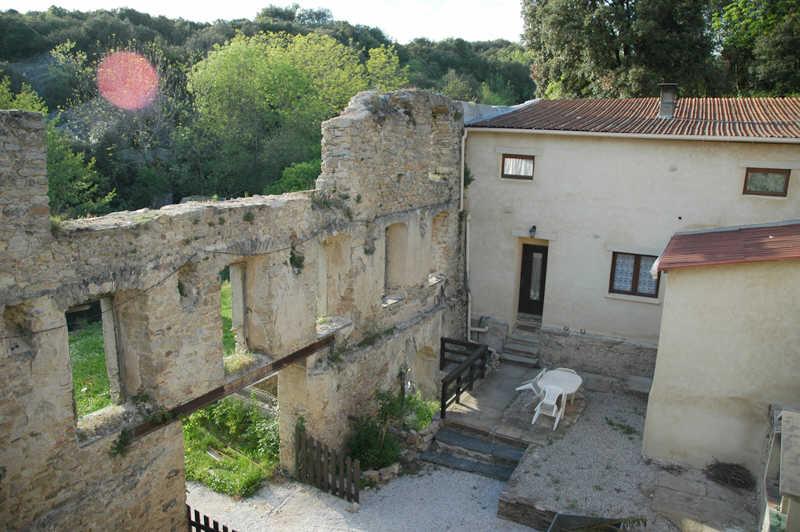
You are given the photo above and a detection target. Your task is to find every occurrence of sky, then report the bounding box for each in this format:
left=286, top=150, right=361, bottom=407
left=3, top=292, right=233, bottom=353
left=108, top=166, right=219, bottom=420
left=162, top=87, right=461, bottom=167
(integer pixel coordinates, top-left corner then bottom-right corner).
left=1, top=0, right=525, bottom=43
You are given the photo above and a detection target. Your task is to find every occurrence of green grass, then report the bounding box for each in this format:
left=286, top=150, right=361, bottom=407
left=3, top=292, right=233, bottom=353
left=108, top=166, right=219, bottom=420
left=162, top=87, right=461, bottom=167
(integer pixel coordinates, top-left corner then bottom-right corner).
left=183, top=397, right=279, bottom=497
left=220, top=280, right=236, bottom=356
left=220, top=280, right=258, bottom=374
left=68, top=321, right=112, bottom=417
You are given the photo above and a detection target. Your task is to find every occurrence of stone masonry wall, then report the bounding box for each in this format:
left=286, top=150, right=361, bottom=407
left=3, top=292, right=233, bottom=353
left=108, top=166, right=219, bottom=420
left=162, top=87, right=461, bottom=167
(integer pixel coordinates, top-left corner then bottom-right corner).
left=538, top=327, right=657, bottom=379
left=0, top=90, right=465, bottom=529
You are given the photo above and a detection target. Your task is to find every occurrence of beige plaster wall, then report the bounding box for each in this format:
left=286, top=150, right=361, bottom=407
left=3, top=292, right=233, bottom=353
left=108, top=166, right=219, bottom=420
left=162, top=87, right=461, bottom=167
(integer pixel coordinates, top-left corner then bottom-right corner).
left=642, top=260, right=800, bottom=473
left=466, top=130, right=800, bottom=344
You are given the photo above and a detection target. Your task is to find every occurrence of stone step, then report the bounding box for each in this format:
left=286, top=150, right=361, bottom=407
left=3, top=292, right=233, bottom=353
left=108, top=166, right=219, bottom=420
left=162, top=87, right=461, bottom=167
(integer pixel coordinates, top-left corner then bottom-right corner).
left=434, top=427, right=525, bottom=467
left=517, top=313, right=541, bottom=323
left=504, top=340, right=539, bottom=357
left=443, top=419, right=529, bottom=449
left=515, top=323, right=541, bottom=334
left=500, top=352, right=540, bottom=368
left=509, top=329, right=540, bottom=344
left=419, top=449, right=517, bottom=481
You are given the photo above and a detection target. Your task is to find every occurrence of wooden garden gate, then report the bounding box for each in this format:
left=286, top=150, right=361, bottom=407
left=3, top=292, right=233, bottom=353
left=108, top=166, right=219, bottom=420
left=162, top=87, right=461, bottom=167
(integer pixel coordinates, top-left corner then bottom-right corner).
left=295, top=425, right=360, bottom=503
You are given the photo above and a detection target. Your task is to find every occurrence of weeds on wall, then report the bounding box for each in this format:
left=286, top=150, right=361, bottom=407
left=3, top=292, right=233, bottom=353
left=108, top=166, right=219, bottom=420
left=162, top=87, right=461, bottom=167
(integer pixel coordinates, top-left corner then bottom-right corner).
left=345, top=389, right=438, bottom=470
left=183, top=396, right=280, bottom=497
left=109, top=429, right=133, bottom=457
left=289, top=245, right=305, bottom=273
left=356, top=326, right=395, bottom=349
left=463, top=165, right=474, bottom=188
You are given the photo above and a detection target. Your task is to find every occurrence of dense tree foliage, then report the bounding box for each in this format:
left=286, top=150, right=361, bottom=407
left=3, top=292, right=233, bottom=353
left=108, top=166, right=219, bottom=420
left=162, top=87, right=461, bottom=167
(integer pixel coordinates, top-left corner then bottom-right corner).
left=181, top=33, right=386, bottom=198
left=0, top=5, right=534, bottom=215
left=523, top=0, right=800, bottom=98
left=0, top=77, right=114, bottom=218
left=712, top=0, right=800, bottom=94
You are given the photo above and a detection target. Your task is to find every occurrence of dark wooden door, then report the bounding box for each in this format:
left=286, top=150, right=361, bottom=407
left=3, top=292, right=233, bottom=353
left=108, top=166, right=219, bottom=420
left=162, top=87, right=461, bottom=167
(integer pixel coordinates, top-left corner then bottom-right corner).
left=518, top=244, right=548, bottom=316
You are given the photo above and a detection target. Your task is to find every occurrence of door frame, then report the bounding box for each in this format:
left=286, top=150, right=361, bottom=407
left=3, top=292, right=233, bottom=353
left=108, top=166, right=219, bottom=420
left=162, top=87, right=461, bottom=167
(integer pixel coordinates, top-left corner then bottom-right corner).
left=514, top=237, right=550, bottom=319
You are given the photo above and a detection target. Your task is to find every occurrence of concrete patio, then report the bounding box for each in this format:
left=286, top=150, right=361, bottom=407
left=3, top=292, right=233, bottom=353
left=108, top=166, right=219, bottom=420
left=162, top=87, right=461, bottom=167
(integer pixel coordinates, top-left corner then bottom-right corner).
left=443, top=363, right=587, bottom=447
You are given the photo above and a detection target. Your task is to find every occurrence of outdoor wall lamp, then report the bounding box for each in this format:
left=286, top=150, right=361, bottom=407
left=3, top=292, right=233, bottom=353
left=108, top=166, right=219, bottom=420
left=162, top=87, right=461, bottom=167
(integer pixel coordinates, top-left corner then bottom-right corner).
left=529, top=225, right=537, bottom=237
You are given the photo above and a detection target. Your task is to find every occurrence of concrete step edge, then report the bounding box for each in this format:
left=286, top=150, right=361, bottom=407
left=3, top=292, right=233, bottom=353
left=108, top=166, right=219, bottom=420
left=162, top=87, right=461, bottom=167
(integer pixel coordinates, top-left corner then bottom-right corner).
left=419, top=450, right=516, bottom=481
left=500, top=353, right=540, bottom=368
left=435, top=428, right=525, bottom=465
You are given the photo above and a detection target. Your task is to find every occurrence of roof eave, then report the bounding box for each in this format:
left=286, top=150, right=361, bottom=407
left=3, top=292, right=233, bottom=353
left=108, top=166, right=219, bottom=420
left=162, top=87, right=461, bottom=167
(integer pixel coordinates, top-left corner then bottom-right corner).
left=658, top=255, right=800, bottom=273
left=465, top=126, right=800, bottom=144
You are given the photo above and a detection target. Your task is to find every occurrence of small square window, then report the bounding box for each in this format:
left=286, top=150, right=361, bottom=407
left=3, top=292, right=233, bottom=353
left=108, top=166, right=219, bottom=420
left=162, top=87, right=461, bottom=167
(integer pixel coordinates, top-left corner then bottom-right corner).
left=743, top=168, right=790, bottom=197
left=501, top=154, right=534, bottom=180
left=609, top=252, right=660, bottom=298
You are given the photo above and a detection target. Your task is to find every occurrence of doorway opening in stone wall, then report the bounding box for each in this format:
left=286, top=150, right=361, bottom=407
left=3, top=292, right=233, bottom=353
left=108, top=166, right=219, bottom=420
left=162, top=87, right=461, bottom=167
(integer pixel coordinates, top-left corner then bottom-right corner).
left=518, top=243, right=548, bottom=317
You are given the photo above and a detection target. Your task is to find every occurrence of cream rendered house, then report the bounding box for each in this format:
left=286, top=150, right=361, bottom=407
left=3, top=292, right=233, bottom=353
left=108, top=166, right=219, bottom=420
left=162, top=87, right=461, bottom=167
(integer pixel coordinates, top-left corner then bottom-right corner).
left=464, top=87, right=800, bottom=379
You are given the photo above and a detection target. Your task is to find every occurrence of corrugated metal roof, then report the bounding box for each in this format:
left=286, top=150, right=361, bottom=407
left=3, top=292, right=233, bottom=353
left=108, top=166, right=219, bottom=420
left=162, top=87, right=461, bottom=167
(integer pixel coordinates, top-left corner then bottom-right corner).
left=657, top=222, right=800, bottom=272
left=470, top=97, right=800, bottom=139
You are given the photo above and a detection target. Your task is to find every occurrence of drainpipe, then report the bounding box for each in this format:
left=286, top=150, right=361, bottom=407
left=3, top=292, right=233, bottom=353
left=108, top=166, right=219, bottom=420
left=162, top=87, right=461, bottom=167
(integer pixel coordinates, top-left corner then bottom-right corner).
left=460, top=128, right=473, bottom=342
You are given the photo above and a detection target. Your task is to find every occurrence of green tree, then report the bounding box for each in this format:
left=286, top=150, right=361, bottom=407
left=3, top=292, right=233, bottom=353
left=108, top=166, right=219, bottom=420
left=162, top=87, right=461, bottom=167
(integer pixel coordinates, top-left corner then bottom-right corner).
left=713, top=0, right=800, bottom=94
left=0, top=76, right=47, bottom=113
left=264, top=159, right=321, bottom=194
left=439, top=68, right=478, bottom=101
left=186, top=33, right=317, bottom=196
left=46, top=121, right=115, bottom=218
left=0, top=77, right=114, bottom=218
left=185, top=32, right=403, bottom=197
left=366, top=45, right=409, bottom=92
left=523, top=0, right=719, bottom=98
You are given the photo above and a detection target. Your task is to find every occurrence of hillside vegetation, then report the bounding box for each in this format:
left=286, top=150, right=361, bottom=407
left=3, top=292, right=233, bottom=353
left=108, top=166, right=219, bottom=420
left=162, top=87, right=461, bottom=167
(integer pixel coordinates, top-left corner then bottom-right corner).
left=0, top=5, right=532, bottom=216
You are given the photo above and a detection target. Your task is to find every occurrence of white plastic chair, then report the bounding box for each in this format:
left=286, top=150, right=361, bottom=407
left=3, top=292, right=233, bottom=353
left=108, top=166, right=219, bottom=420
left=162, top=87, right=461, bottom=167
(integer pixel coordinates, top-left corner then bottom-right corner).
left=531, top=384, right=566, bottom=430
left=515, top=368, right=547, bottom=397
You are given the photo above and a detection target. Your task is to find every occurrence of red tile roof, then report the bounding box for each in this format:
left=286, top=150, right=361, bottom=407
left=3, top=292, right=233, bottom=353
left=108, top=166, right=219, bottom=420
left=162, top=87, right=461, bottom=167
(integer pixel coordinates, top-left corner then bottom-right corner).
left=470, top=97, right=800, bottom=139
left=657, top=222, right=800, bottom=272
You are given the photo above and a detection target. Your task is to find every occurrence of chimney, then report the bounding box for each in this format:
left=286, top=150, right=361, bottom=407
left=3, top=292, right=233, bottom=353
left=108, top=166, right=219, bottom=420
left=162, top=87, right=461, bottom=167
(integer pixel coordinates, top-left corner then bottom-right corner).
left=658, top=83, right=678, bottom=119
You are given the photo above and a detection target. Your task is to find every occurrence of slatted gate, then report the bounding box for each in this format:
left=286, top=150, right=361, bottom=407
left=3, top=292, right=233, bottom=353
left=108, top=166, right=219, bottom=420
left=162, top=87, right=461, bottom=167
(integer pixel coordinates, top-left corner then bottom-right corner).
left=295, top=425, right=360, bottom=503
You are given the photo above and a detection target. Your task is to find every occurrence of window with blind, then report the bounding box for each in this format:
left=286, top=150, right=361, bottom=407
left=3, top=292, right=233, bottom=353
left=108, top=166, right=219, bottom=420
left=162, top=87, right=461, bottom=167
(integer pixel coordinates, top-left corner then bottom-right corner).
left=609, top=252, right=660, bottom=298
left=743, top=168, right=790, bottom=197
left=501, top=154, right=534, bottom=180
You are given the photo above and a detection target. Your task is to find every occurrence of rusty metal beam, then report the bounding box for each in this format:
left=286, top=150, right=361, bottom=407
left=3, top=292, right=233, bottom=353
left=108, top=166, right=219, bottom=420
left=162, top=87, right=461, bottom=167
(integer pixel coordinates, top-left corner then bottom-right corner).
left=131, top=334, right=334, bottom=440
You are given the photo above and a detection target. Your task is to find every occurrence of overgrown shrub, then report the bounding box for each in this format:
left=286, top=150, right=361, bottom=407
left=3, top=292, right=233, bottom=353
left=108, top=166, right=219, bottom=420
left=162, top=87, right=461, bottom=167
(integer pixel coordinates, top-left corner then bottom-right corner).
left=377, top=390, right=438, bottom=432
left=346, top=416, right=401, bottom=470
left=346, top=388, right=437, bottom=470
left=183, top=397, right=279, bottom=497
left=405, top=392, right=438, bottom=431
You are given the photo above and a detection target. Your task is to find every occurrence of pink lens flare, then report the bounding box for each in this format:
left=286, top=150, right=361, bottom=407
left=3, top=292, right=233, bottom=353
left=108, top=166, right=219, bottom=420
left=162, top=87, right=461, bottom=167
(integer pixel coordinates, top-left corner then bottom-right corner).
left=97, top=51, right=159, bottom=110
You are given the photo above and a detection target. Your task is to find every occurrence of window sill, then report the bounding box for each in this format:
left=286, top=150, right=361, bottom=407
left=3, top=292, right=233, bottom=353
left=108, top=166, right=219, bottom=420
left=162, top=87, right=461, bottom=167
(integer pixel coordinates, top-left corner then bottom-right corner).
left=742, top=193, right=788, bottom=199
left=381, top=295, right=404, bottom=308
left=427, top=272, right=446, bottom=286
left=76, top=403, right=138, bottom=446
left=316, top=315, right=353, bottom=337
left=605, top=292, right=661, bottom=305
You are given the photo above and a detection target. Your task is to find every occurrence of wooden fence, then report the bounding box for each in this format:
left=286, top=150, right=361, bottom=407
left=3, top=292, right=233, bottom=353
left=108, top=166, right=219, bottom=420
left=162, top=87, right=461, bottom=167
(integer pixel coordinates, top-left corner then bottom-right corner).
left=295, top=425, right=360, bottom=503
left=440, top=338, right=490, bottom=419
left=186, top=504, right=237, bottom=532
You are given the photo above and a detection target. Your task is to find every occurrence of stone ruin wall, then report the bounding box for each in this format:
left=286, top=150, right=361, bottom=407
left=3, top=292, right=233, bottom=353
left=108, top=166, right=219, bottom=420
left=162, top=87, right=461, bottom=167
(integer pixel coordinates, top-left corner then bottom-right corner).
left=0, top=90, right=466, bottom=529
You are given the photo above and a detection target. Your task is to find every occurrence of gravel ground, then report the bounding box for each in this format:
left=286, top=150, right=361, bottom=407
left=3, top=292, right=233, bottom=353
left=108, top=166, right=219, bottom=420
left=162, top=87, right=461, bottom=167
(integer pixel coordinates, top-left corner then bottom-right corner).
left=505, top=390, right=678, bottom=531
left=187, top=465, right=532, bottom=531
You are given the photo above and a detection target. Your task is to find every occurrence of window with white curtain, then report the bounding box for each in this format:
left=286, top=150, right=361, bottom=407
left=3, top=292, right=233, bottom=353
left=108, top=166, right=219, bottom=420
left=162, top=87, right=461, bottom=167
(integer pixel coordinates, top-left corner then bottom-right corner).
left=501, top=154, right=534, bottom=180
left=743, top=167, right=790, bottom=196
left=609, top=252, right=660, bottom=298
